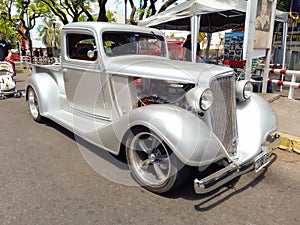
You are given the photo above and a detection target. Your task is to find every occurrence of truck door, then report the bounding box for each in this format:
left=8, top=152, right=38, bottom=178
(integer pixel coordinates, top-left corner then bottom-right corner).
left=63, top=32, right=112, bottom=119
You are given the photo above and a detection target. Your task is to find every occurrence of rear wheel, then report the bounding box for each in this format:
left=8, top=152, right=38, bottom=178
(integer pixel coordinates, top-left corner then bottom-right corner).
left=125, top=127, right=189, bottom=194
left=28, top=87, right=44, bottom=122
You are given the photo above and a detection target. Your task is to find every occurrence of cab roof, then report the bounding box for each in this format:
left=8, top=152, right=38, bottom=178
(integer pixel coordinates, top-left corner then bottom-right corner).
left=63, top=22, right=166, bottom=37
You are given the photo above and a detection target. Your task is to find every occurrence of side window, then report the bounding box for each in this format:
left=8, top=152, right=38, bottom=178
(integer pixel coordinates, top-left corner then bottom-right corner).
left=66, top=33, right=97, bottom=61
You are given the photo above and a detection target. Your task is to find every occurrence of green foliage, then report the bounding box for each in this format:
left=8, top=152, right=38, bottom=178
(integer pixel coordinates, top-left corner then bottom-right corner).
left=277, top=0, right=289, bottom=11
left=78, top=9, right=116, bottom=23
left=0, top=1, right=15, bottom=41
left=38, top=17, right=61, bottom=47
left=106, top=10, right=117, bottom=23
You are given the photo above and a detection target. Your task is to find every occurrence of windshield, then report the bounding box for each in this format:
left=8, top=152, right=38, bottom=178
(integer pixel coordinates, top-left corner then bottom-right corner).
left=102, top=31, right=167, bottom=57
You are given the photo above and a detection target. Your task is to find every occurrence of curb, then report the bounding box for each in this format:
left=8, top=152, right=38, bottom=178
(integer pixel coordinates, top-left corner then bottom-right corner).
left=260, top=93, right=300, bottom=154
left=274, top=132, right=300, bottom=154
left=258, top=93, right=280, bottom=103
left=16, top=71, right=32, bottom=76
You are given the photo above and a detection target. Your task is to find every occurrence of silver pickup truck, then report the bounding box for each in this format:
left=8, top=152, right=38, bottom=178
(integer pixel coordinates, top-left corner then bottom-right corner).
left=26, top=22, right=280, bottom=194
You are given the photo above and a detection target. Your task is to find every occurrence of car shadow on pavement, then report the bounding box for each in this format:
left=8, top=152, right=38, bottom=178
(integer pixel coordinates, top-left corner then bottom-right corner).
left=44, top=119, right=130, bottom=172
left=162, top=153, right=277, bottom=210
left=45, top=119, right=77, bottom=141
left=194, top=153, right=277, bottom=211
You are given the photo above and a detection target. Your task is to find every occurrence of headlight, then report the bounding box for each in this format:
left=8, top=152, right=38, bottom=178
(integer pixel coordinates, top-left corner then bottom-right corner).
left=186, top=87, right=214, bottom=112
left=200, top=89, right=214, bottom=111
left=236, top=80, right=253, bottom=101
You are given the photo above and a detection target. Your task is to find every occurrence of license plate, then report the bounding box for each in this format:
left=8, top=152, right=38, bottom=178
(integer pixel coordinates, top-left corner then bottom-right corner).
left=254, top=151, right=270, bottom=172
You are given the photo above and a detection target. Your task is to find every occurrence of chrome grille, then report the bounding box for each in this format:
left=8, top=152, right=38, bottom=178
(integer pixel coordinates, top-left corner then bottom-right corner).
left=210, top=74, right=237, bottom=154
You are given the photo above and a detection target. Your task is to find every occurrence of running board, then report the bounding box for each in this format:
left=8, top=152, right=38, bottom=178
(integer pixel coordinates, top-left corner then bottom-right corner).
left=44, top=109, right=109, bottom=144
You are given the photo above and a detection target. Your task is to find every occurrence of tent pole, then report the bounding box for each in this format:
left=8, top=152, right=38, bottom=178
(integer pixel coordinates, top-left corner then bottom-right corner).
left=282, top=21, right=288, bottom=69
left=262, top=0, right=278, bottom=93
left=244, top=0, right=257, bottom=80
left=190, top=15, right=201, bottom=63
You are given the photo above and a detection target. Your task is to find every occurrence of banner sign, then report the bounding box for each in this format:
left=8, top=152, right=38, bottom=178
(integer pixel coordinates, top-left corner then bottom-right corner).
left=224, top=32, right=244, bottom=61
left=274, top=19, right=300, bottom=45
left=254, top=0, right=275, bottom=49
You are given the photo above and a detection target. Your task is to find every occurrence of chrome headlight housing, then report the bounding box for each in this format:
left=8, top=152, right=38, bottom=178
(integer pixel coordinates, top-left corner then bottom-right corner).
left=186, top=87, right=214, bottom=111
left=236, top=80, right=253, bottom=101
left=200, top=89, right=214, bottom=111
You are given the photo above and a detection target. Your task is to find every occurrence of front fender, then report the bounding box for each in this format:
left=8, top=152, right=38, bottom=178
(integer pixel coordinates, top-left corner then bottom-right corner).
left=98, top=105, right=228, bottom=167
left=26, top=72, right=60, bottom=115
left=236, top=93, right=278, bottom=161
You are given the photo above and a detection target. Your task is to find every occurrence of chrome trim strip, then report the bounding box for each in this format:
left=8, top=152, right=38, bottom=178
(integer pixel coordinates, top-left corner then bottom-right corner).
left=71, top=107, right=112, bottom=122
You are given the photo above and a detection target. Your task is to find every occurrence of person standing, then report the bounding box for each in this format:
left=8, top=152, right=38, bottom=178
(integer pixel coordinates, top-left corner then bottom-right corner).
left=21, top=47, right=27, bottom=57
left=0, top=31, right=16, bottom=76
left=0, top=31, right=12, bottom=61
left=183, top=34, right=201, bottom=62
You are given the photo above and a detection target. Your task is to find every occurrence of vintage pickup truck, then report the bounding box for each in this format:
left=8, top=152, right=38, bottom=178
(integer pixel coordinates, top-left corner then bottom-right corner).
left=26, top=22, right=280, bottom=194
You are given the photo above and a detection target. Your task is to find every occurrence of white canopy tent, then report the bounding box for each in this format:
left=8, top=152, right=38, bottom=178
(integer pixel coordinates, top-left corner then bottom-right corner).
left=139, top=0, right=247, bottom=32
left=138, top=0, right=288, bottom=65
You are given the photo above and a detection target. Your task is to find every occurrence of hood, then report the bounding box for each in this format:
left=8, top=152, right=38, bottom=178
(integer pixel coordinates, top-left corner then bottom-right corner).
left=105, top=55, right=233, bottom=85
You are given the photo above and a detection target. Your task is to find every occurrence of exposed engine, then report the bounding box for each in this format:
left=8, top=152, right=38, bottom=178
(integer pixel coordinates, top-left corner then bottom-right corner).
left=132, top=77, right=194, bottom=108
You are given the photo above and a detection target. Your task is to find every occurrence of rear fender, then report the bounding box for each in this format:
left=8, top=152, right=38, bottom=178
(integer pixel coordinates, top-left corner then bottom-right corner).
left=26, top=73, right=60, bottom=115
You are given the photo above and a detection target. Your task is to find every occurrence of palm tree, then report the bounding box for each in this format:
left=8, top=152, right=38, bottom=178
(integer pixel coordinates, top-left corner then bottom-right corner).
left=39, top=17, right=61, bottom=49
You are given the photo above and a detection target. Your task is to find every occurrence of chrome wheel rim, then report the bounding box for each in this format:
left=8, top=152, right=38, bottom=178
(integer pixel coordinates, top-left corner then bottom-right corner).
left=129, top=132, right=172, bottom=186
left=28, top=89, right=39, bottom=119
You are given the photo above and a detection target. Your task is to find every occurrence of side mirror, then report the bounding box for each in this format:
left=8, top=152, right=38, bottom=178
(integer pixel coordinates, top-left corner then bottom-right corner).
left=87, top=50, right=95, bottom=59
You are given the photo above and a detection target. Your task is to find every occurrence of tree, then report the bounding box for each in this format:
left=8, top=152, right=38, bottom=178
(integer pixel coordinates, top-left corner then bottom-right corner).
left=277, top=0, right=289, bottom=11
left=125, top=0, right=178, bottom=24
left=0, top=9, right=14, bottom=41
left=39, top=0, right=109, bottom=24
left=106, top=10, right=117, bottom=22
left=38, top=17, right=61, bottom=48
left=0, top=0, right=50, bottom=62
left=78, top=9, right=117, bottom=22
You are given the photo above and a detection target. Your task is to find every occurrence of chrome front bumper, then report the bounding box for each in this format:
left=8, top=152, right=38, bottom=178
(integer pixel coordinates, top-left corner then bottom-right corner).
left=194, top=133, right=281, bottom=194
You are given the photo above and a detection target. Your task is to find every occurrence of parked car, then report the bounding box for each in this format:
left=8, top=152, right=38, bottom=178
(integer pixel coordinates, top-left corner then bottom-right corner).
left=167, top=41, right=184, bottom=60
left=11, top=49, right=20, bottom=61
left=26, top=22, right=280, bottom=194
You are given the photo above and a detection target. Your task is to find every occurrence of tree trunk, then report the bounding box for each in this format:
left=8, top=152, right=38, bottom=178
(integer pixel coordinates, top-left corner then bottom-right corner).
left=129, top=0, right=137, bottom=25
left=158, top=0, right=177, bottom=13
left=139, top=0, right=148, bottom=21
left=98, top=0, right=108, bottom=22
left=149, top=0, right=157, bottom=16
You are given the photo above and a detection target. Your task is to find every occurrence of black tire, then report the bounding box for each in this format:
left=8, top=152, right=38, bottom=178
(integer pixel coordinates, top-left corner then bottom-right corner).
left=125, top=127, right=189, bottom=194
left=14, top=92, right=21, bottom=98
left=27, top=87, right=44, bottom=123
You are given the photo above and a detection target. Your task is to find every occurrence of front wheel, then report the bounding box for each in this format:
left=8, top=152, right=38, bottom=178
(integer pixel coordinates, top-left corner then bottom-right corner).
left=27, top=87, right=44, bottom=122
left=125, top=127, right=189, bottom=194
